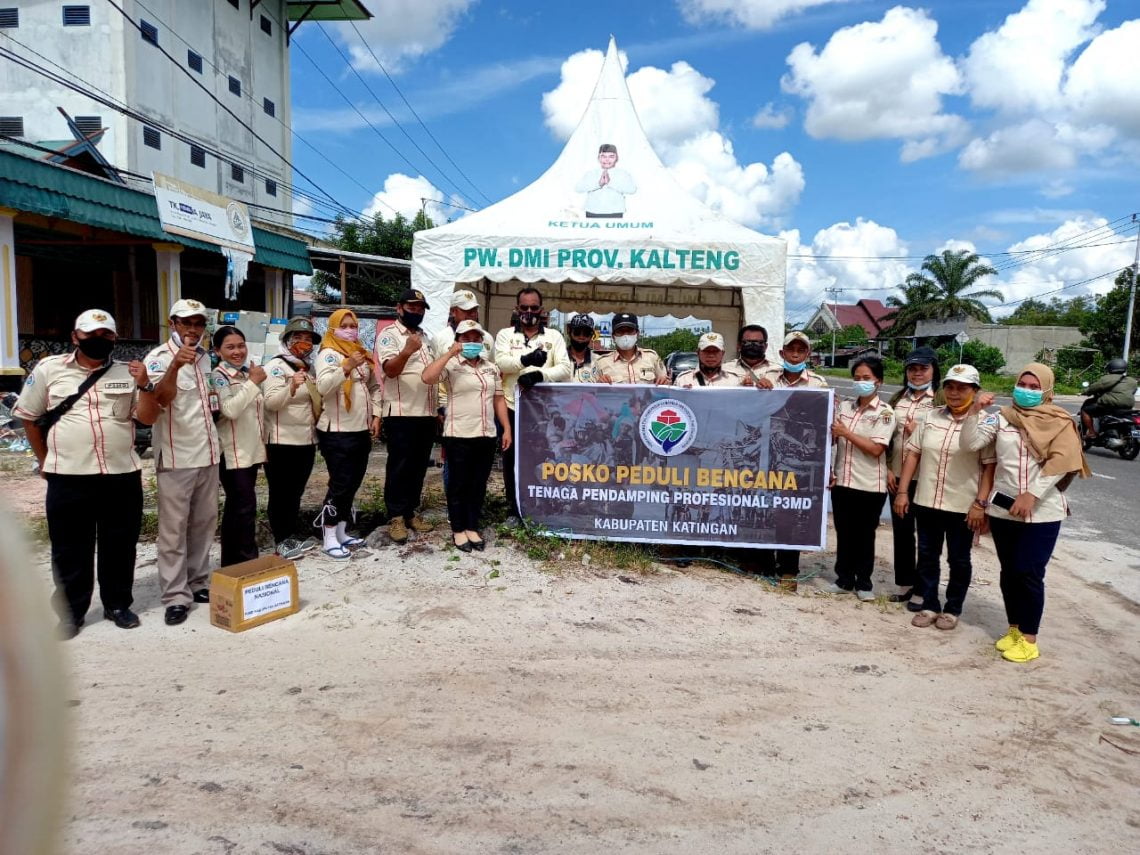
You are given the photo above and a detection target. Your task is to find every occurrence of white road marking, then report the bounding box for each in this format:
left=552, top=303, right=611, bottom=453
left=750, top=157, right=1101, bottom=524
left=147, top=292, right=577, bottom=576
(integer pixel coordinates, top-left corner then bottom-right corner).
left=1092, top=472, right=1116, bottom=480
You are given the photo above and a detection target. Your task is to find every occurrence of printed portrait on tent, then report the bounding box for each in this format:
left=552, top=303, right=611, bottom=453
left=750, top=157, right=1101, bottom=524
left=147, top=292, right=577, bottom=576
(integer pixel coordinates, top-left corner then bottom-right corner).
left=575, top=143, right=637, bottom=219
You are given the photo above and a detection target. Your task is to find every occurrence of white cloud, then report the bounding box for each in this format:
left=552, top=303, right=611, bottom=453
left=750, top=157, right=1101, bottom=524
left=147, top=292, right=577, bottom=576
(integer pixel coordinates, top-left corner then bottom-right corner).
left=779, top=7, right=967, bottom=160
left=752, top=103, right=792, bottom=129
left=541, top=49, right=804, bottom=227
left=333, top=0, right=476, bottom=73
left=678, top=0, right=849, bottom=30
left=362, top=173, right=464, bottom=222
left=1064, top=19, right=1140, bottom=138
left=957, top=118, right=1114, bottom=173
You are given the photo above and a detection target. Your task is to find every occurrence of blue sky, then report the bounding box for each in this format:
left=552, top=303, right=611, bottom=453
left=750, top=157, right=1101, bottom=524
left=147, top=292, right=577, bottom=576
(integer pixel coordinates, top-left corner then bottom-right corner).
left=287, top=0, right=1140, bottom=322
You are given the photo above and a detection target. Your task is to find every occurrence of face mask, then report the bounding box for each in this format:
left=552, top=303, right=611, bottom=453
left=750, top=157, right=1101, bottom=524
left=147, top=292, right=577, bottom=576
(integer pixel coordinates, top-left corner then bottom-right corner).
left=614, top=334, right=638, bottom=350
left=740, top=342, right=766, bottom=360
left=289, top=339, right=313, bottom=360
left=518, top=311, right=540, bottom=327
left=77, top=336, right=114, bottom=361
left=1013, top=386, right=1045, bottom=408
left=782, top=359, right=805, bottom=373
left=334, top=328, right=359, bottom=343
left=461, top=342, right=483, bottom=360
left=908, top=381, right=932, bottom=391
left=401, top=311, right=424, bottom=329
left=570, top=339, right=590, bottom=352
left=853, top=380, right=878, bottom=397
left=948, top=393, right=975, bottom=416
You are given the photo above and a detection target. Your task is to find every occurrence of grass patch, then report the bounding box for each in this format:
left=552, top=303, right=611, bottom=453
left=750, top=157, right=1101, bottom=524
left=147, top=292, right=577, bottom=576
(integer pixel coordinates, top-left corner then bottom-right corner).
left=493, top=516, right=658, bottom=574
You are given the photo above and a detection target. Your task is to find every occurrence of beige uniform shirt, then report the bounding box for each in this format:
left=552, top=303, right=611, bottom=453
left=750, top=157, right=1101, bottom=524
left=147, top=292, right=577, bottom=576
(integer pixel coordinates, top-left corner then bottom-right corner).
left=888, top=388, right=937, bottom=476
left=569, top=351, right=600, bottom=383
left=262, top=357, right=318, bottom=446
left=960, top=411, right=1068, bottom=524
left=729, top=358, right=774, bottom=385
left=905, top=407, right=996, bottom=514
left=433, top=325, right=494, bottom=411
left=494, top=326, right=572, bottom=408
left=375, top=322, right=437, bottom=418
left=314, top=347, right=383, bottom=433
left=673, top=365, right=745, bottom=388
left=145, top=339, right=220, bottom=470
left=213, top=364, right=267, bottom=468
left=436, top=356, right=503, bottom=439
left=832, top=396, right=896, bottom=493
left=13, top=353, right=141, bottom=475
left=765, top=366, right=829, bottom=389
left=592, top=347, right=667, bottom=385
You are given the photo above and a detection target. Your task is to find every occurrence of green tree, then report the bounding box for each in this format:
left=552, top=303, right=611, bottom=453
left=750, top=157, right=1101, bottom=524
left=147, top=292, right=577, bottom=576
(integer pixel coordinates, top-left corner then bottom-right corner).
left=883, top=276, right=942, bottom=338
left=639, top=329, right=701, bottom=358
left=1003, top=295, right=1094, bottom=327
left=1079, top=267, right=1139, bottom=359
left=310, top=211, right=434, bottom=305
left=936, top=339, right=1006, bottom=375
left=907, top=249, right=1004, bottom=322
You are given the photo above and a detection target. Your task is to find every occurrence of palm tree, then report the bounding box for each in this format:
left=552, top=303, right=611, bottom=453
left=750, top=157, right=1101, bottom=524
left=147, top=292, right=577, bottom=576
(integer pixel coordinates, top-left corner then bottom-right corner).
left=912, top=249, right=1003, bottom=321
left=884, top=276, right=942, bottom=338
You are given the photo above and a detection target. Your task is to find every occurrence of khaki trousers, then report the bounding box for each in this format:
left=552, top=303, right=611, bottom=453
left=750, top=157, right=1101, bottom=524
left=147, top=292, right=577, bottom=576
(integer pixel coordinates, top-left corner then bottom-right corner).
left=156, top=464, right=219, bottom=607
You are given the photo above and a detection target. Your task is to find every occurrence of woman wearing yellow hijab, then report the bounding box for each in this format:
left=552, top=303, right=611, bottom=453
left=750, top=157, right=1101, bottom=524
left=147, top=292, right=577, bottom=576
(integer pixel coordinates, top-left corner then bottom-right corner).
left=961, top=362, right=1090, bottom=662
left=313, top=309, right=382, bottom=558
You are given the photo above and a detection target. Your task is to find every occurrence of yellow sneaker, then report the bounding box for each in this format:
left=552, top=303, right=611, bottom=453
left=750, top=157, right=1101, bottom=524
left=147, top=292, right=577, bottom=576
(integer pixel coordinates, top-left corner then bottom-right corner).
left=1001, top=637, right=1039, bottom=663
left=995, top=626, right=1023, bottom=652
left=408, top=515, right=435, bottom=533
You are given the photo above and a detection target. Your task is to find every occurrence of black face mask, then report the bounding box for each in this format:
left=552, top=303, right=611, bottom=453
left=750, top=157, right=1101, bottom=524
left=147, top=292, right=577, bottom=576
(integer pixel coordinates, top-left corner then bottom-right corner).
left=569, top=339, right=590, bottom=352
left=77, top=336, right=115, bottom=361
left=740, top=342, right=767, bottom=360
left=518, top=311, right=540, bottom=327
left=401, top=311, right=424, bottom=329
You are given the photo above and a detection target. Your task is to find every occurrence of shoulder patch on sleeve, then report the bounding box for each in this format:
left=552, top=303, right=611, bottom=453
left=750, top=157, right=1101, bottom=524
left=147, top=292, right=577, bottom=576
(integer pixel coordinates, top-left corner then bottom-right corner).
left=213, top=375, right=228, bottom=387
left=147, top=359, right=163, bottom=372
left=981, top=412, right=999, bottom=426
left=23, top=374, right=34, bottom=386
left=270, top=367, right=284, bottom=377
left=324, top=353, right=340, bottom=365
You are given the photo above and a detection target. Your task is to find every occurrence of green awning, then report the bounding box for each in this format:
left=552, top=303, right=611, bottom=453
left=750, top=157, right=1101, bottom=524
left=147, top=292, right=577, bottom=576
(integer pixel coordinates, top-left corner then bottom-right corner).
left=286, top=1, right=371, bottom=22
left=0, top=149, right=312, bottom=274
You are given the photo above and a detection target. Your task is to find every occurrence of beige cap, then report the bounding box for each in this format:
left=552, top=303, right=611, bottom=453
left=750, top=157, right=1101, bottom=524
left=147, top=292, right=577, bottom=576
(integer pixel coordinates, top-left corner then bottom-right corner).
left=945, top=363, right=982, bottom=386
left=454, top=319, right=485, bottom=336
left=74, top=309, right=117, bottom=334
left=170, top=298, right=209, bottom=318
left=451, top=289, right=479, bottom=310
left=782, top=330, right=811, bottom=348
left=697, top=332, right=725, bottom=351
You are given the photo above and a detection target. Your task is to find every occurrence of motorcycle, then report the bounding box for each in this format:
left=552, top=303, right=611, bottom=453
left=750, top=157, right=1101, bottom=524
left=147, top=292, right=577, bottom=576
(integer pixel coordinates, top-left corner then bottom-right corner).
left=1078, top=383, right=1140, bottom=460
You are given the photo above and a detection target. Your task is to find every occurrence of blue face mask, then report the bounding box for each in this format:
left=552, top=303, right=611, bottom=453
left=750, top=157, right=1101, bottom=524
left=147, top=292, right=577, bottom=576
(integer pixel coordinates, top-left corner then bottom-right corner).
left=782, top=359, right=805, bottom=373
left=852, top=379, right=878, bottom=397
left=908, top=381, right=932, bottom=391
left=460, top=342, right=483, bottom=360
left=1012, top=386, right=1044, bottom=408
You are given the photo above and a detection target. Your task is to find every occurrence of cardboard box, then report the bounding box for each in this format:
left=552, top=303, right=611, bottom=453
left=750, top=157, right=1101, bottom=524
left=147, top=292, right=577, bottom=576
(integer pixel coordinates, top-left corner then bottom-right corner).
left=209, top=555, right=299, bottom=633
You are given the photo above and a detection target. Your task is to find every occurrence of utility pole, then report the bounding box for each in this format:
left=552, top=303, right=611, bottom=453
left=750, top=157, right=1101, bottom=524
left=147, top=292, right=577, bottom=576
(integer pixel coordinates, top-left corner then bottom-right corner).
left=1124, top=213, right=1139, bottom=364
left=825, top=287, right=844, bottom=367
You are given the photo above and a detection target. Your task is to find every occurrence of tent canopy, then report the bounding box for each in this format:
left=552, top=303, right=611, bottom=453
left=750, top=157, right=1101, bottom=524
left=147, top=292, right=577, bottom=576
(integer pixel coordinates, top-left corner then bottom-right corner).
left=412, top=37, right=786, bottom=357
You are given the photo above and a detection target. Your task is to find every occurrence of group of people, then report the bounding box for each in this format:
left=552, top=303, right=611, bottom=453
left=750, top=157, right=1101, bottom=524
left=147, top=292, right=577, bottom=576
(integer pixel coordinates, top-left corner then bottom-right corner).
left=15, top=287, right=1095, bottom=661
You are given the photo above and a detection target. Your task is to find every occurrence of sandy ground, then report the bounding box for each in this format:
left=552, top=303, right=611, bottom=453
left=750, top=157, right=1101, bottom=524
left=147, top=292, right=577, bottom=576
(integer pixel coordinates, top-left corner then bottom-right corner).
left=5, top=449, right=1140, bottom=854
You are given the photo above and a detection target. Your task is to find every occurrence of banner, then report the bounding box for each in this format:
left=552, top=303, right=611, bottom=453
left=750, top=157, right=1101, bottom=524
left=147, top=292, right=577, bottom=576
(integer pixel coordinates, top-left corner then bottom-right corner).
left=516, top=384, right=834, bottom=550
left=152, top=172, right=256, bottom=253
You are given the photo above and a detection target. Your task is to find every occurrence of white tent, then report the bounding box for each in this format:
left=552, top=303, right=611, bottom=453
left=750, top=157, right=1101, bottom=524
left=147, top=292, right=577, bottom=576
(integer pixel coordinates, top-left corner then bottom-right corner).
left=412, top=37, right=786, bottom=357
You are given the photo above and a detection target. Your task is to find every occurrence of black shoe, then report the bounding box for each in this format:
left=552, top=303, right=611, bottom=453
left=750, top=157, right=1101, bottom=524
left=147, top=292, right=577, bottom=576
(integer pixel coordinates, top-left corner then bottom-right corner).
left=164, top=605, right=189, bottom=625
left=888, top=589, right=914, bottom=603
left=453, top=535, right=473, bottom=553
left=192, top=589, right=211, bottom=604
left=103, top=608, right=140, bottom=629
left=905, top=599, right=925, bottom=613
left=469, top=537, right=486, bottom=552
left=60, top=619, right=84, bottom=640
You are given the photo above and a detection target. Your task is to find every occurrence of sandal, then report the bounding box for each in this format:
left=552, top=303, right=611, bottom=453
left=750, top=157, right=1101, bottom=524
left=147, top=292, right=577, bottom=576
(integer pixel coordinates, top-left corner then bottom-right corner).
left=340, top=535, right=365, bottom=548
left=322, top=545, right=351, bottom=560
left=935, top=613, right=959, bottom=631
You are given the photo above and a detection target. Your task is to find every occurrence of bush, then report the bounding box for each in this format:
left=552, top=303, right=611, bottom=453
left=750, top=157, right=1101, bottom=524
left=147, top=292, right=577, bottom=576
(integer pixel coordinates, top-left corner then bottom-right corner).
left=936, top=340, right=1005, bottom=375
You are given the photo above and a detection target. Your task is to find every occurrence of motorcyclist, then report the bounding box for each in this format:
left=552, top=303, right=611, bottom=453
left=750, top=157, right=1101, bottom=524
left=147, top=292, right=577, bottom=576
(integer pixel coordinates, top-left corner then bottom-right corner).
left=1080, top=358, right=1137, bottom=438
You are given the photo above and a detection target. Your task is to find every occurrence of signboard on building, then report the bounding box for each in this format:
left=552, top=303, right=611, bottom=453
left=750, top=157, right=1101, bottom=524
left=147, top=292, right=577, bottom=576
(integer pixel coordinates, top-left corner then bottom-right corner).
left=515, top=384, right=834, bottom=550
left=152, top=172, right=256, bottom=253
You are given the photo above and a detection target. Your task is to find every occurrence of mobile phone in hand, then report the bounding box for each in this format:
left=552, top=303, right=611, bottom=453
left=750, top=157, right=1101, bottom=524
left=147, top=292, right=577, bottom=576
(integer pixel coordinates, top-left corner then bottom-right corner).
left=991, top=491, right=1016, bottom=511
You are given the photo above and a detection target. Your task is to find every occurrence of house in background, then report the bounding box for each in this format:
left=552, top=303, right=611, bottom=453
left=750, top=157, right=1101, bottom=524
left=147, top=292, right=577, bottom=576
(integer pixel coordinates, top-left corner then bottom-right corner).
left=804, top=298, right=895, bottom=339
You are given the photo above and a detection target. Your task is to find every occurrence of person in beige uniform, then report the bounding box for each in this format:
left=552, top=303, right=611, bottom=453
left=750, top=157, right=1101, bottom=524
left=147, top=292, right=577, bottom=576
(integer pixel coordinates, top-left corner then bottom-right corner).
left=961, top=362, right=1090, bottom=663
left=885, top=347, right=942, bottom=607
left=494, top=287, right=571, bottom=520
left=592, top=313, right=670, bottom=385
left=15, top=309, right=155, bottom=636
left=566, top=313, right=601, bottom=383
left=894, top=364, right=996, bottom=631
left=144, top=298, right=221, bottom=626
left=673, top=332, right=744, bottom=388
left=212, top=326, right=267, bottom=567
left=731, top=324, right=775, bottom=388
left=422, top=320, right=513, bottom=552
left=434, top=289, right=494, bottom=358
left=823, top=355, right=895, bottom=600
left=262, top=317, right=322, bottom=559
left=315, top=308, right=383, bottom=558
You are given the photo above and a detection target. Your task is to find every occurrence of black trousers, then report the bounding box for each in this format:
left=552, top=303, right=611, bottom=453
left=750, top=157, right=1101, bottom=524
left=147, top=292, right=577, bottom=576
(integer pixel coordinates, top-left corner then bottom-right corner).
left=219, top=459, right=260, bottom=567
left=990, top=517, right=1062, bottom=636
left=498, top=412, right=519, bottom=518
left=264, top=443, right=316, bottom=543
left=890, top=482, right=918, bottom=587
left=317, top=429, right=372, bottom=525
left=443, top=437, right=496, bottom=532
left=754, top=549, right=800, bottom=577
left=45, top=471, right=142, bottom=623
left=383, top=416, right=436, bottom=522
left=831, top=486, right=887, bottom=592
left=914, top=505, right=974, bottom=615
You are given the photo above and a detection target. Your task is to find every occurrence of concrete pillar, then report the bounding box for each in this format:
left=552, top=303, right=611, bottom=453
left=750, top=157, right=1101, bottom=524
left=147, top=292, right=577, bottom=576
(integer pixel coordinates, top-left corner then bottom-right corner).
left=264, top=268, right=285, bottom=318
left=153, top=243, right=183, bottom=341
left=0, top=208, right=21, bottom=376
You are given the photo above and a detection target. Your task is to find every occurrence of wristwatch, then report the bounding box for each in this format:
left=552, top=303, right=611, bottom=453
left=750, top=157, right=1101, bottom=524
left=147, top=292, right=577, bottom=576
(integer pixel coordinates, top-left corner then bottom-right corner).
left=973, top=498, right=989, bottom=509
left=139, top=381, right=156, bottom=393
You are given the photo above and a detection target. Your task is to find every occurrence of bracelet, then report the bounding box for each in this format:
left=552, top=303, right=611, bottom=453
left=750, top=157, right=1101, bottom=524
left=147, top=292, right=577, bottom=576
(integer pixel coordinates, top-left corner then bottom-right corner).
left=972, top=499, right=988, bottom=509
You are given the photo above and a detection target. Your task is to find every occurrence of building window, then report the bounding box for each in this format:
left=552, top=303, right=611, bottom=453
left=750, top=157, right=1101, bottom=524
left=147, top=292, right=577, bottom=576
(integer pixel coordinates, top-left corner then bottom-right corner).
left=190, top=144, right=206, bottom=168
left=139, top=19, right=158, bottom=45
left=73, top=115, right=102, bottom=137
left=61, top=6, right=90, bottom=26
left=265, top=179, right=277, bottom=197
left=263, top=98, right=275, bottom=118
left=228, top=76, right=241, bottom=97
left=231, top=164, right=244, bottom=183
left=143, top=126, right=161, bottom=150
left=260, top=15, right=271, bottom=35
left=187, top=50, right=203, bottom=73
left=0, top=8, right=19, bottom=28
left=0, top=116, right=24, bottom=137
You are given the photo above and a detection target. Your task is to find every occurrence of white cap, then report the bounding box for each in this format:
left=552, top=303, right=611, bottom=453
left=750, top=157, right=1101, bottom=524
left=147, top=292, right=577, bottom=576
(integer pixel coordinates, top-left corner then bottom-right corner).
left=782, top=330, right=811, bottom=348
left=170, top=298, right=208, bottom=318
left=74, top=309, right=117, bottom=334
left=451, top=289, right=479, bottom=310
left=945, top=363, right=982, bottom=386
left=697, top=332, right=724, bottom=351
left=454, top=319, right=485, bottom=336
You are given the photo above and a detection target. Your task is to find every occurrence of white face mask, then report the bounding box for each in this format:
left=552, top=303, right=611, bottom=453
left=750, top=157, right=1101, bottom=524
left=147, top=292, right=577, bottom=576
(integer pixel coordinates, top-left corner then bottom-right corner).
left=614, top=334, right=638, bottom=350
